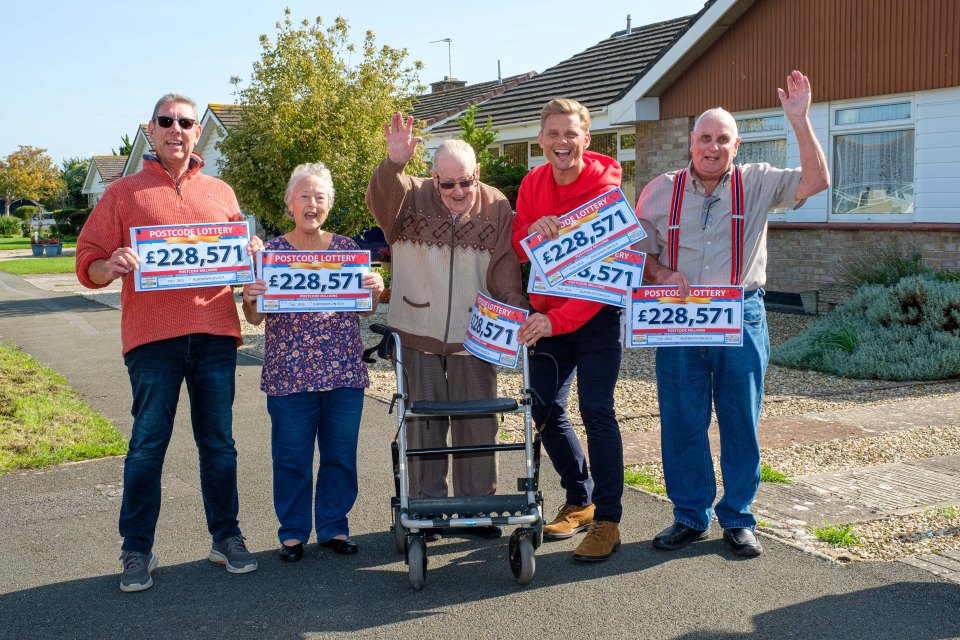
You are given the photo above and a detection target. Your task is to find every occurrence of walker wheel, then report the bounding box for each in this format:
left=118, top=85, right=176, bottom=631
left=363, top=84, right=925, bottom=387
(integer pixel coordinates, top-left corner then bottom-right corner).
left=407, top=535, right=427, bottom=591
left=392, top=506, right=407, bottom=555
left=509, top=531, right=536, bottom=585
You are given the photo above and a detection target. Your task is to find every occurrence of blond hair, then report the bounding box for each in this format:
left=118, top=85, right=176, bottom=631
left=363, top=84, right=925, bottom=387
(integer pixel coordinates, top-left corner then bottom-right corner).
left=539, top=98, right=591, bottom=132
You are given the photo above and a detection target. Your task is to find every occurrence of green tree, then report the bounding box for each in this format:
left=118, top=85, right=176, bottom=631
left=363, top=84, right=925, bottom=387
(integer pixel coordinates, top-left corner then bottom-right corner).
left=0, top=146, right=63, bottom=216
left=61, top=157, right=92, bottom=209
left=454, top=102, right=526, bottom=207
left=112, top=134, right=133, bottom=157
left=219, top=10, right=425, bottom=236
left=456, top=103, right=497, bottom=167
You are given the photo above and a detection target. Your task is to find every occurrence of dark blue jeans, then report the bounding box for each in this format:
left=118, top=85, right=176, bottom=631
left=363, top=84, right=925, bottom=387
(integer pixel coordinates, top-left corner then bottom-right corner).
left=266, top=388, right=363, bottom=544
left=121, top=334, right=241, bottom=552
left=656, top=291, right=769, bottom=531
left=531, top=306, right=624, bottom=522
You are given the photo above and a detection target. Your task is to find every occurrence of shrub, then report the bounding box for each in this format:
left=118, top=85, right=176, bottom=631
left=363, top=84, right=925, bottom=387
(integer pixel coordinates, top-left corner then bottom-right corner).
left=0, top=216, right=23, bottom=237
left=772, top=276, right=960, bottom=380
left=833, top=239, right=930, bottom=292
left=68, top=209, right=92, bottom=234
left=13, top=206, right=36, bottom=222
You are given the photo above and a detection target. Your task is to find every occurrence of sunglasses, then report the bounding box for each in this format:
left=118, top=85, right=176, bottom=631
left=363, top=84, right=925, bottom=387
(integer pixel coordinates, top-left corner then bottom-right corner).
left=154, top=115, right=198, bottom=130
left=436, top=176, right=476, bottom=191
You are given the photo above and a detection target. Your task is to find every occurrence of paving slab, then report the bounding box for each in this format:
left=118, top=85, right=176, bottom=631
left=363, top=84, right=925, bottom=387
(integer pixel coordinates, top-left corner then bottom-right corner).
left=754, top=455, right=960, bottom=526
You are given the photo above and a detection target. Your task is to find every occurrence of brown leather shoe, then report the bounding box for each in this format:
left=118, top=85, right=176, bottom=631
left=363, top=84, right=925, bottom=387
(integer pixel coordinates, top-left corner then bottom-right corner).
left=544, top=503, right=595, bottom=539
left=573, top=520, right=621, bottom=562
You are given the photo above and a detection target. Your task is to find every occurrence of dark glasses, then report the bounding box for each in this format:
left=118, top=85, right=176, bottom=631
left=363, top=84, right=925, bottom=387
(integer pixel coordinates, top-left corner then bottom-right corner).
left=436, top=176, right=476, bottom=190
left=154, top=116, right=197, bottom=129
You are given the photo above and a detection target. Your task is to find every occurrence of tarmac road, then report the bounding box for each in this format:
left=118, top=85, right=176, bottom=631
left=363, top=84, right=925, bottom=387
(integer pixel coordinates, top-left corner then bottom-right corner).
left=0, top=269, right=958, bottom=640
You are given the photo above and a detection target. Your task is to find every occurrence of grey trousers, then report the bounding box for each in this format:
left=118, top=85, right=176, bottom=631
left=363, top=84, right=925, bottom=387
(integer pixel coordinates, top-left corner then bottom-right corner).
left=402, top=348, right=499, bottom=499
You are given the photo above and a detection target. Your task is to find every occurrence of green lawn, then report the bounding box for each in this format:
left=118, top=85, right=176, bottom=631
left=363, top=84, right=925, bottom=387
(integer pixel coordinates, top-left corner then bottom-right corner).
left=0, top=340, right=127, bottom=473
left=0, top=236, right=78, bottom=250
left=0, top=256, right=76, bottom=275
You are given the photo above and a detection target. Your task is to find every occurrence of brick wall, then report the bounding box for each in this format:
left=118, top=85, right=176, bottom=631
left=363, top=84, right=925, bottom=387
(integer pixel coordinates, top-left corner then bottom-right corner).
left=634, top=117, right=693, bottom=190
left=768, top=226, right=960, bottom=311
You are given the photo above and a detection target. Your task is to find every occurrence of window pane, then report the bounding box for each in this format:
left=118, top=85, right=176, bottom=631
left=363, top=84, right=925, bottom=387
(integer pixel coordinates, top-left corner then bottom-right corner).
left=832, top=129, right=914, bottom=214
left=736, top=115, right=784, bottom=133
left=530, top=143, right=543, bottom=157
left=503, top=142, right=528, bottom=168
left=737, top=139, right=786, bottom=168
left=591, top=133, right=617, bottom=157
left=835, top=102, right=911, bottom=125
left=620, top=133, right=636, bottom=149
left=488, top=147, right=500, bottom=158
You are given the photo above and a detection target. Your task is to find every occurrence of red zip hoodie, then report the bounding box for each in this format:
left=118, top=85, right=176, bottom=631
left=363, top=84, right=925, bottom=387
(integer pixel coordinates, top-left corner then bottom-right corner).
left=511, top=151, right=622, bottom=335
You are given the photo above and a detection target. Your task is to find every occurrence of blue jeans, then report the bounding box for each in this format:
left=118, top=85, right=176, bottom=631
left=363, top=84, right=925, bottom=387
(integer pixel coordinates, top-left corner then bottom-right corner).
left=267, top=388, right=363, bottom=544
left=656, top=291, right=769, bottom=531
left=121, top=334, right=240, bottom=552
left=531, top=306, right=624, bottom=522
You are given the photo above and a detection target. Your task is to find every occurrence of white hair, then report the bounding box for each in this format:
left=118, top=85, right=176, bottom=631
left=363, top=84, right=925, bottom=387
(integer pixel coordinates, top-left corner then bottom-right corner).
left=285, top=162, right=335, bottom=208
left=434, top=139, right=477, bottom=170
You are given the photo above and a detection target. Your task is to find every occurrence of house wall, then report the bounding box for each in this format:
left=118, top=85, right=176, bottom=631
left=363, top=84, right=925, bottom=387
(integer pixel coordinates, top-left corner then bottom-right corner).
left=196, top=124, right=226, bottom=177
left=914, top=87, right=960, bottom=223
left=660, top=0, right=960, bottom=118
left=768, top=225, right=960, bottom=311
left=634, top=117, right=693, bottom=191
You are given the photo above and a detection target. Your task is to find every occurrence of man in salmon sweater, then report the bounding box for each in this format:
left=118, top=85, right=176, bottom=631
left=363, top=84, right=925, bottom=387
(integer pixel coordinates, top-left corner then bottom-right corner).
left=76, top=94, right=260, bottom=592
left=512, top=98, right=624, bottom=562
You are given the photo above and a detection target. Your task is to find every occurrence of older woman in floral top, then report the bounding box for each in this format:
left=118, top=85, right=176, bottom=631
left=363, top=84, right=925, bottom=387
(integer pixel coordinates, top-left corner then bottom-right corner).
left=242, top=162, right=384, bottom=562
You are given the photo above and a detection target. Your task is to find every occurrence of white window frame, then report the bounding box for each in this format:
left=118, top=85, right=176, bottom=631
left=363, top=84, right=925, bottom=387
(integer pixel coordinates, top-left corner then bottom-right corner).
left=734, top=110, right=789, bottom=220
left=828, top=94, right=916, bottom=223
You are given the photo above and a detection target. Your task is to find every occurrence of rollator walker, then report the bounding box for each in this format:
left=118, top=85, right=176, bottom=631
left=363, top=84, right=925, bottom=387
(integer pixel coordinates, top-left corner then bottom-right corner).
left=365, top=323, right=544, bottom=591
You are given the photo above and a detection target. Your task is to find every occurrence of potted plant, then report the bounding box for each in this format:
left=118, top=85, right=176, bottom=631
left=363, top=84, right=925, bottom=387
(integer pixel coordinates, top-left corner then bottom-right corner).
left=44, top=233, right=63, bottom=256
left=30, top=232, right=46, bottom=257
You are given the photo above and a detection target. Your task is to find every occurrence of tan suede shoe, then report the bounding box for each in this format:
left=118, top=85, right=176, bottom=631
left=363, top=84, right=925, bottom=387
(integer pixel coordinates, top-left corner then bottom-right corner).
left=543, top=503, right=595, bottom=539
left=573, top=520, right=621, bottom=562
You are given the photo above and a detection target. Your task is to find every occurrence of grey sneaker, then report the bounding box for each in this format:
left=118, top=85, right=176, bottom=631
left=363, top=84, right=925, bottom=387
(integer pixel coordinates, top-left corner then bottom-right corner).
left=209, top=534, right=258, bottom=574
left=119, top=550, right=158, bottom=592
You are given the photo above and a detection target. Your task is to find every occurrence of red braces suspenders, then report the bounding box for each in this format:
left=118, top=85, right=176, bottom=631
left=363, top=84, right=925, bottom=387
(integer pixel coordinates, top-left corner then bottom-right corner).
left=666, top=166, right=745, bottom=286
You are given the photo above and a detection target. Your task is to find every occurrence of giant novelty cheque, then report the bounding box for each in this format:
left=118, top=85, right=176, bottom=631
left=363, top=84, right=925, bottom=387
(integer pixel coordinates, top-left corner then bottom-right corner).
left=528, top=249, right=645, bottom=308
left=627, top=286, right=744, bottom=347
left=130, top=222, right=254, bottom=291
left=255, top=250, right=372, bottom=313
left=464, top=292, right=528, bottom=368
left=520, top=188, right=646, bottom=287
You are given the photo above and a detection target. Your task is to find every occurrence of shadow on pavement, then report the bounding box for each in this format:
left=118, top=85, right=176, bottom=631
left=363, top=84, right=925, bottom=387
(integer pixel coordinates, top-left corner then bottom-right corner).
left=668, top=581, right=960, bottom=640
left=0, top=535, right=722, bottom=639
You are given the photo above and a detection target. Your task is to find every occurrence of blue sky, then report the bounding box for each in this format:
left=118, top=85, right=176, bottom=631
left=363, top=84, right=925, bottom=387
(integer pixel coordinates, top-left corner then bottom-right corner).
left=1, top=0, right=708, bottom=165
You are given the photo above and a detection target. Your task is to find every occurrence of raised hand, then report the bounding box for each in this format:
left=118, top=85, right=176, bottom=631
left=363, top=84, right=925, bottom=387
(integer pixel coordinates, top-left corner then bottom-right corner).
left=777, top=70, right=812, bottom=120
left=384, top=112, right=422, bottom=165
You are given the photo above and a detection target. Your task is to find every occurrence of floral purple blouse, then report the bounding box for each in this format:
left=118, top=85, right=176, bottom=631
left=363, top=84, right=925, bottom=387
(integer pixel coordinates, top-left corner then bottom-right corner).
left=260, top=234, right=370, bottom=396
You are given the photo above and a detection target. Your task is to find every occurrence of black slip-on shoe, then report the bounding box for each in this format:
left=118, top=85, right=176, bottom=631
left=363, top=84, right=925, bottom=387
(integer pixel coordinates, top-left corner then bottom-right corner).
left=652, top=522, right=709, bottom=550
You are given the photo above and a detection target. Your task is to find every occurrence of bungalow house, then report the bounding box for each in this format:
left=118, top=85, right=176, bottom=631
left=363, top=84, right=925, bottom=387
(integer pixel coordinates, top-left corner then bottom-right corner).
left=605, top=0, right=960, bottom=311
left=424, top=14, right=696, bottom=206
left=81, top=155, right=127, bottom=208
left=121, top=124, right=154, bottom=177
left=196, top=104, right=246, bottom=177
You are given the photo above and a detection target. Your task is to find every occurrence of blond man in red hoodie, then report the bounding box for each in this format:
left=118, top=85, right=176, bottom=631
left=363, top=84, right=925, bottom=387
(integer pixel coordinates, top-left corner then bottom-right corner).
left=511, top=98, right=624, bottom=562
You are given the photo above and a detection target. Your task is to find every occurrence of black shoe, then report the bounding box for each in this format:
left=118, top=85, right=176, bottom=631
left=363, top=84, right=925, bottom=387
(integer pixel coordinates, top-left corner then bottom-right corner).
left=723, top=528, right=762, bottom=557
left=652, top=522, right=708, bottom=550
left=459, top=525, right=502, bottom=539
left=278, top=542, right=304, bottom=562
left=319, top=537, right=359, bottom=555
left=421, top=528, right=443, bottom=542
